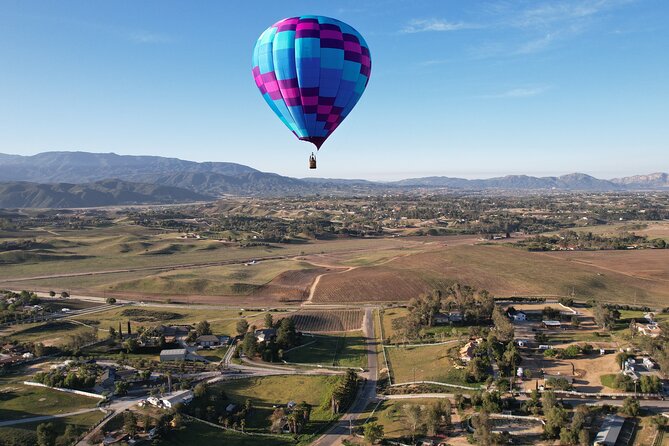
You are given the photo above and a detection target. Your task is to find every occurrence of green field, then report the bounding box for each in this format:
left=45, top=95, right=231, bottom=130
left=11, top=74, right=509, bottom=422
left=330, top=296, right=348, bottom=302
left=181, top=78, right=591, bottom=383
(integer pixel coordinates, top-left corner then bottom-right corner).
left=216, top=375, right=340, bottom=440
left=283, top=332, right=367, bottom=368
left=386, top=343, right=473, bottom=386
left=0, top=384, right=99, bottom=421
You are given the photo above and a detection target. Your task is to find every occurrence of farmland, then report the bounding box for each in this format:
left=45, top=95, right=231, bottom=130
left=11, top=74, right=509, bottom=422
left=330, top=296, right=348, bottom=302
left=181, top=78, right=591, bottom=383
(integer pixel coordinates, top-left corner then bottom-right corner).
left=286, top=309, right=363, bottom=332
left=312, top=244, right=669, bottom=305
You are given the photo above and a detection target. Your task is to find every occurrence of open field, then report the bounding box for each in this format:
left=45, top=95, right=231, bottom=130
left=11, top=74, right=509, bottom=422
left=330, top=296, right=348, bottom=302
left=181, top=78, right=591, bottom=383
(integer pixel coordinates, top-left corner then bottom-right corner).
left=385, top=343, right=471, bottom=385
left=312, top=244, right=669, bottom=305
left=0, top=383, right=99, bottom=421
left=284, top=331, right=367, bottom=368
left=562, top=220, right=669, bottom=241
left=217, top=375, right=339, bottom=435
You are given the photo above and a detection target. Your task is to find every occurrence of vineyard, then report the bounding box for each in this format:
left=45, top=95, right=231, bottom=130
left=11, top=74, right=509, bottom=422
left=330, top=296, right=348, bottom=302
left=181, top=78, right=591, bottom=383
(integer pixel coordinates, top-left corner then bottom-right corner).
left=286, top=309, right=363, bottom=332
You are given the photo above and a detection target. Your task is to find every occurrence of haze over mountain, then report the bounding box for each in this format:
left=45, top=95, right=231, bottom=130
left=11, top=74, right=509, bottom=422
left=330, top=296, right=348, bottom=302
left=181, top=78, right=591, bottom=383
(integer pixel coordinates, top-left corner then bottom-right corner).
left=0, top=152, right=667, bottom=208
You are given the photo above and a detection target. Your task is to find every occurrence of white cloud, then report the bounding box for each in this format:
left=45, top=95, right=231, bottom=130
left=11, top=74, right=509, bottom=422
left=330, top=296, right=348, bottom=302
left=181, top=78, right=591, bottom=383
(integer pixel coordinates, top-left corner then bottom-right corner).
left=401, top=19, right=478, bottom=34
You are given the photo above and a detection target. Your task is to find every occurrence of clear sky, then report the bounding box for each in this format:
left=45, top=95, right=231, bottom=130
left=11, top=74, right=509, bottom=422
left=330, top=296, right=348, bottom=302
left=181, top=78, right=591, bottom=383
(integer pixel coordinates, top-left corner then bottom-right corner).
left=1, top=0, right=667, bottom=180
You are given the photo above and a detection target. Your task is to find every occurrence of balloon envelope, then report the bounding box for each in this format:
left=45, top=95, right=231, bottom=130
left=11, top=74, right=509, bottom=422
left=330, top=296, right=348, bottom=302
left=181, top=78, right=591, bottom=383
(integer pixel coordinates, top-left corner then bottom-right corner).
left=252, top=16, right=371, bottom=150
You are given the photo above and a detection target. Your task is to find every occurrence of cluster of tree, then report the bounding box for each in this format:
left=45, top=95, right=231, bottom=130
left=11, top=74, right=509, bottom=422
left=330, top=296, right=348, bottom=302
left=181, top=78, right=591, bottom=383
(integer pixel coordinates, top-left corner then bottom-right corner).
left=518, top=230, right=666, bottom=251
left=185, top=320, right=213, bottom=342
left=238, top=317, right=299, bottom=362
left=32, top=422, right=80, bottom=446
left=489, top=337, right=521, bottom=377
left=593, top=304, right=621, bottom=329
left=558, top=405, right=591, bottom=445
left=610, top=373, right=662, bottom=393
left=184, top=383, right=252, bottom=430
left=395, top=284, right=494, bottom=341
left=543, top=343, right=593, bottom=360
left=470, top=410, right=512, bottom=446
left=400, top=400, right=452, bottom=443
left=269, top=401, right=311, bottom=434
left=329, top=369, right=359, bottom=414
left=33, top=363, right=100, bottom=390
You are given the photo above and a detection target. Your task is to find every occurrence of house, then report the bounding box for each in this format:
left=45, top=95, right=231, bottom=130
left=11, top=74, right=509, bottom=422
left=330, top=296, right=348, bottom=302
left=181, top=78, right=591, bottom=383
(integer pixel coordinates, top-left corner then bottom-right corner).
left=542, top=320, right=561, bottom=329
left=100, top=368, right=117, bottom=389
left=434, top=311, right=463, bottom=325
left=254, top=328, right=277, bottom=343
left=512, top=311, right=527, bottom=322
left=460, top=338, right=482, bottom=363
left=159, top=348, right=205, bottom=362
left=196, top=335, right=220, bottom=348
left=160, top=390, right=193, bottom=409
left=637, top=324, right=662, bottom=338
left=158, top=325, right=193, bottom=337
left=219, top=336, right=231, bottom=345
left=594, top=415, right=625, bottom=446
left=226, top=403, right=238, bottom=413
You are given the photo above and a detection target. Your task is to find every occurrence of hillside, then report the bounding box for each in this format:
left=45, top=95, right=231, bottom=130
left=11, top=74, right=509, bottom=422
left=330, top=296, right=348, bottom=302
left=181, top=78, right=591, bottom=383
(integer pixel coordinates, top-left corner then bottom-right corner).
left=0, top=179, right=213, bottom=208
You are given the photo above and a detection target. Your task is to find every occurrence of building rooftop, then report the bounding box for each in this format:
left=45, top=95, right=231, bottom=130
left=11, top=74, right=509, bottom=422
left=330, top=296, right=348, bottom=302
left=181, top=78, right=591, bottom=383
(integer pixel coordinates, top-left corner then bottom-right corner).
left=594, top=415, right=625, bottom=446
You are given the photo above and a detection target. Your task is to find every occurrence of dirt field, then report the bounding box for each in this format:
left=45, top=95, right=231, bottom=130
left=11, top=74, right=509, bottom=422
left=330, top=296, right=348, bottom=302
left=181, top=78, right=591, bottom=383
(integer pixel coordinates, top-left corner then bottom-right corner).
left=312, top=244, right=669, bottom=305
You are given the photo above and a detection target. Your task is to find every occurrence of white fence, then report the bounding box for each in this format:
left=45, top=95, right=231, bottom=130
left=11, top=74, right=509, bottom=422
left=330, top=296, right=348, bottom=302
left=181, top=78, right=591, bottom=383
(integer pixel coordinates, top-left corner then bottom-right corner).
left=23, top=381, right=105, bottom=399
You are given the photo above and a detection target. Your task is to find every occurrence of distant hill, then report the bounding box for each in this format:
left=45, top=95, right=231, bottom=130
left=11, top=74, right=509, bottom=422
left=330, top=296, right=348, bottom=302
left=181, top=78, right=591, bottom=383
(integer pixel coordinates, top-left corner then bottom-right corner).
left=0, top=151, right=259, bottom=183
left=0, top=152, right=667, bottom=206
left=0, top=179, right=213, bottom=208
left=611, top=172, right=669, bottom=189
left=392, top=173, right=624, bottom=191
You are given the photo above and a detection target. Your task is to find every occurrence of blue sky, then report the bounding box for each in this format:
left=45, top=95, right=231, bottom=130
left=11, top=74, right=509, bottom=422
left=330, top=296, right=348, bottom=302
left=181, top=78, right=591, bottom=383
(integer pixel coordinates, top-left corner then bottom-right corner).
left=0, top=0, right=667, bottom=180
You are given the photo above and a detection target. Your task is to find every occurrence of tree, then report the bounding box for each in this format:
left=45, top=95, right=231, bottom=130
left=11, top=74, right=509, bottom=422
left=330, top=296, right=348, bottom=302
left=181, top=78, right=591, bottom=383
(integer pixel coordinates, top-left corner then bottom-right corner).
left=264, top=313, right=274, bottom=328
left=277, top=317, right=297, bottom=349
left=34, top=342, right=45, bottom=357
left=492, top=307, right=514, bottom=342
left=542, top=390, right=557, bottom=412
left=115, top=380, right=129, bottom=396
left=594, top=304, right=619, bottom=330
left=622, top=397, right=640, bottom=417
left=544, top=406, right=568, bottom=439
left=578, top=428, right=590, bottom=446
left=403, top=404, right=423, bottom=442
left=61, top=424, right=77, bottom=444
left=241, top=332, right=258, bottom=357
left=36, top=422, right=56, bottom=446
left=195, top=320, right=212, bottom=337
left=123, top=338, right=139, bottom=353
left=473, top=410, right=492, bottom=445
left=48, top=290, right=56, bottom=297
left=106, top=297, right=117, bottom=304
left=269, top=408, right=286, bottom=433
left=60, top=291, right=69, bottom=298
left=236, top=319, right=249, bottom=336
left=363, top=421, right=384, bottom=444
left=124, top=411, right=138, bottom=437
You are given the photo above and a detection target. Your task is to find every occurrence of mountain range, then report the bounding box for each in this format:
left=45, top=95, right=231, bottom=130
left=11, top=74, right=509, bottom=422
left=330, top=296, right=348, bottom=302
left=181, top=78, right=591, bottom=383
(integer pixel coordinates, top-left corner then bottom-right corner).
left=0, top=151, right=667, bottom=208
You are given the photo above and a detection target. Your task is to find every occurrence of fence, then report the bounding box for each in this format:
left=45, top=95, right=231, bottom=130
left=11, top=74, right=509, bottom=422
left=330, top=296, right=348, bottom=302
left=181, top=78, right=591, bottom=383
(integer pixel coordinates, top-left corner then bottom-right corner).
left=390, top=380, right=482, bottom=391
left=23, top=381, right=106, bottom=399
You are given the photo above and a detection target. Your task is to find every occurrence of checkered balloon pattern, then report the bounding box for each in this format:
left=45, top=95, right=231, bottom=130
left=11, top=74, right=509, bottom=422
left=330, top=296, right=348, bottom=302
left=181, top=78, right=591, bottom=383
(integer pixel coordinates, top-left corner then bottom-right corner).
left=252, top=16, right=371, bottom=150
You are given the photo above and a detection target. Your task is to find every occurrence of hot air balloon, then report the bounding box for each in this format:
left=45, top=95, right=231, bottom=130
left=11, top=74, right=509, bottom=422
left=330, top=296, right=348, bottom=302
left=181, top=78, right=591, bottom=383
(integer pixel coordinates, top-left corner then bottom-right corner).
left=252, top=16, right=371, bottom=169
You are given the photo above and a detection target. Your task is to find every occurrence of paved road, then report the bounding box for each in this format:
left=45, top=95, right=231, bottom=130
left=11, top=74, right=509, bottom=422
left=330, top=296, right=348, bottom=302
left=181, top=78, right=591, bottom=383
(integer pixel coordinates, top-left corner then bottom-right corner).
left=313, top=307, right=379, bottom=446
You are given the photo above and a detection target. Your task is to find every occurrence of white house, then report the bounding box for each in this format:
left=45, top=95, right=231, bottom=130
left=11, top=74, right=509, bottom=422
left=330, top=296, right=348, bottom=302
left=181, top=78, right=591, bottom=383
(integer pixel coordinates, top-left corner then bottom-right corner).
left=512, top=311, right=527, bottom=322
left=160, top=390, right=193, bottom=409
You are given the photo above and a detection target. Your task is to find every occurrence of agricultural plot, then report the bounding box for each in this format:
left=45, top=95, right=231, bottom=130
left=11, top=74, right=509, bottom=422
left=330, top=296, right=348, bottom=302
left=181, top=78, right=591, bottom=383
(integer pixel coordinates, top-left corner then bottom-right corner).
left=312, top=244, right=669, bottom=305
left=287, top=309, right=363, bottom=332
left=284, top=331, right=367, bottom=368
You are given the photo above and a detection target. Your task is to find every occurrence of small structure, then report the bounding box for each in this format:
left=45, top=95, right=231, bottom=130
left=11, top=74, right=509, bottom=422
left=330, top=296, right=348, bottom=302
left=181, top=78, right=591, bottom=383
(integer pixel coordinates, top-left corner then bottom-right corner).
left=196, top=335, right=221, bottom=348
left=542, top=320, right=561, bottom=329
left=226, top=403, right=238, bottom=413
left=160, top=390, right=194, bottom=409
left=254, top=328, right=277, bottom=343
left=512, top=311, right=527, bottom=322
left=159, top=348, right=205, bottom=362
left=594, top=414, right=625, bottom=446
left=643, top=357, right=656, bottom=370
left=158, top=325, right=194, bottom=337
left=100, top=368, right=117, bottom=389
left=637, top=323, right=662, bottom=338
